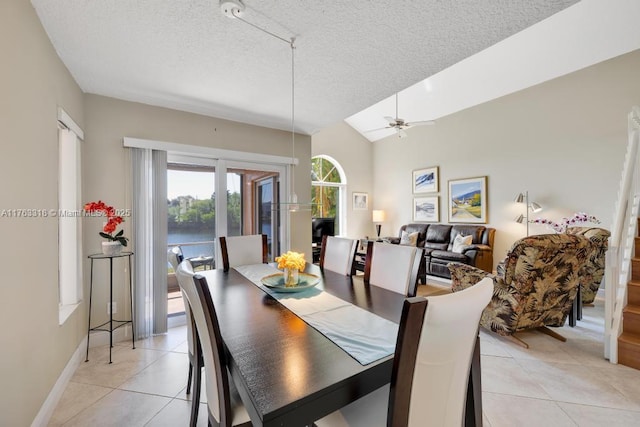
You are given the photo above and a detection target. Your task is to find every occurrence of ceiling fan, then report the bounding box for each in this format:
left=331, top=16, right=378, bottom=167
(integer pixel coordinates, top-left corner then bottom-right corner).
left=365, top=93, right=435, bottom=138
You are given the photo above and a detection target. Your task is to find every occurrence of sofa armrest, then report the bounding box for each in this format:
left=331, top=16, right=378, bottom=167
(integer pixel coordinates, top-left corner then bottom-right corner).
left=448, top=263, right=494, bottom=292
left=461, top=244, right=491, bottom=255
left=386, top=237, right=401, bottom=244
left=461, top=244, right=493, bottom=273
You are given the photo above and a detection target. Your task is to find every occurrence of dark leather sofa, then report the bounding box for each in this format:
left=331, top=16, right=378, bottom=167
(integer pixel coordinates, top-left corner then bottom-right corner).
left=388, top=223, right=495, bottom=280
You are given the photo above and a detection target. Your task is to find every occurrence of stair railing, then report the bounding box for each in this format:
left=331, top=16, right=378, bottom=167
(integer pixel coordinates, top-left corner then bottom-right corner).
left=606, top=106, right=640, bottom=362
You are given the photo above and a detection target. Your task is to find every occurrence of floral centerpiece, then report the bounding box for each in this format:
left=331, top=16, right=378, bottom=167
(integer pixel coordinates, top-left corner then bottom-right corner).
left=531, top=212, right=600, bottom=233
left=275, top=251, right=306, bottom=286
left=84, top=200, right=129, bottom=255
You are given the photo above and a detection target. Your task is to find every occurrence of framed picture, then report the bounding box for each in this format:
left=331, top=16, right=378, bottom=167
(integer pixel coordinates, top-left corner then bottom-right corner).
left=352, top=192, right=368, bottom=210
left=413, top=196, right=439, bottom=222
left=448, top=176, right=488, bottom=223
left=413, top=166, right=439, bottom=193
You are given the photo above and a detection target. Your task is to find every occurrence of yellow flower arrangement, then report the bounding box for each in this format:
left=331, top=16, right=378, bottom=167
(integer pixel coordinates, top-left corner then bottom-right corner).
left=275, top=251, right=306, bottom=271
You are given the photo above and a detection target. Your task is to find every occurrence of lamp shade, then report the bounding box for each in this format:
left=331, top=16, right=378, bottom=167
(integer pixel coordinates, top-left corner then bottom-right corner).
left=530, top=202, right=543, bottom=213
left=372, top=210, right=386, bottom=223
left=514, top=192, right=525, bottom=203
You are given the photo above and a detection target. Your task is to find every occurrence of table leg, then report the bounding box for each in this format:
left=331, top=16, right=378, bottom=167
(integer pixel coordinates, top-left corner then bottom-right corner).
left=129, top=254, right=135, bottom=349
left=109, top=257, right=113, bottom=364
left=85, top=259, right=94, bottom=362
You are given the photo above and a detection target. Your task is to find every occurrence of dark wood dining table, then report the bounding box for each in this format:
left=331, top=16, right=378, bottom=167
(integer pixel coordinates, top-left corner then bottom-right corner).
left=198, top=263, right=482, bottom=426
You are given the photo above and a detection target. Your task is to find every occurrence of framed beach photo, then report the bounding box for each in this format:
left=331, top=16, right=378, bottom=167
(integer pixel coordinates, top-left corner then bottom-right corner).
left=448, top=176, right=487, bottom=223
left=352, top=192, right=368, bottom=210
left=413, top=166, right=439, bottom=193
left=413, top=196, right=439, bottom=222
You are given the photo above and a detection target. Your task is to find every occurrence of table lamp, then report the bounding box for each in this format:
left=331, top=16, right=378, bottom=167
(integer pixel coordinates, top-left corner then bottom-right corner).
left=372, top=210, right=386, bottom=238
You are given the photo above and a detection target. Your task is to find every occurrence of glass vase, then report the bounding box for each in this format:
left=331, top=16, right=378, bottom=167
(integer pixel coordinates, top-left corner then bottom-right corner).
left=283, top=268, right=299, bottom=287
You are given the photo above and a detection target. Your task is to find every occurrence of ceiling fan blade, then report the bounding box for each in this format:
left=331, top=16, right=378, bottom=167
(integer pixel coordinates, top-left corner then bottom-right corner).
left=363, top=126, right=392, bottom=133
left=383, top=116, right=397, bottom=125
left=406, top=120, right=435, bottom=127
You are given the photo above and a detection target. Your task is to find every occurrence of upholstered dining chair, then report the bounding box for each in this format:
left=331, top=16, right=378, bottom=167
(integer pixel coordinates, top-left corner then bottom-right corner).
left=176, top=261, right=252, bottom=427
left=168, top=248, right=201, bottom=425
left=315, top=277, right=493, bottom=426
left=218, top=234, right=268, bottom=272
left=364, top=241, right=423, bottom=297
left=319, top=235, right=358, bottom=275
left=448, top=233, right=595, bottom=348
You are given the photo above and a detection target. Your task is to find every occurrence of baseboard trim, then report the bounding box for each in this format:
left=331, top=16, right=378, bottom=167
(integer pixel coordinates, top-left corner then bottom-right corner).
left=31, top=336, right=87, bottom=427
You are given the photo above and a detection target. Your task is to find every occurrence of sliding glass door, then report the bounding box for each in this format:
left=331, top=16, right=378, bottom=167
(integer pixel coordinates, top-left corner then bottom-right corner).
left=166, top=157, right=284, bottom=316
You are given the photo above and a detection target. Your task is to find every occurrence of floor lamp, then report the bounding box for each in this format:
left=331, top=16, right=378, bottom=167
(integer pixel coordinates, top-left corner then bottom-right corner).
left=514, top=191, right=542, bottom=236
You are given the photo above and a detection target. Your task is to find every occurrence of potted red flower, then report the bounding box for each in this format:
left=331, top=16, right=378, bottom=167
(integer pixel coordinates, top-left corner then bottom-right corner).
left=84, top=200, right=129, bottom=255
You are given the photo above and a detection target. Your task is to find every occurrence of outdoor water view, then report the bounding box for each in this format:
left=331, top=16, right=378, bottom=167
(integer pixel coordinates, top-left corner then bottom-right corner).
left=167, top=169, right=242, bottom=260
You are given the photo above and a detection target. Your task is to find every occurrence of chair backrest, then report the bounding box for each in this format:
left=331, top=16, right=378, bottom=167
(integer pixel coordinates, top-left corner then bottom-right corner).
left=167, top=246, right=184, bottom=270
left=364, top=241, right=422, bottom=297
left=319, top=235, right=358, bottom=275
left=176, top=261, right=233, bottom=426
left=388, top=277, right=493, bottom=426
left=503, top=233, right=594, bottom=325
left=566, top=226, right=611, bottom=303
left=168, top=246, right=194, bottom=357
left=218, top=234, right=268, bottom=272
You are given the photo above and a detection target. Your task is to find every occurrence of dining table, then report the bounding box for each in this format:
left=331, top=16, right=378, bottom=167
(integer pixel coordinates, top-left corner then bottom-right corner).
left=197, top=262, right=482, bottom=426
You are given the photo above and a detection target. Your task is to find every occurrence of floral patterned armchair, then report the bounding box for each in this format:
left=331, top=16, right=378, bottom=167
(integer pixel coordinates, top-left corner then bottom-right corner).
left=448, top=234, right=595, bottom=348
left=565, top=227, right=610, bottom=304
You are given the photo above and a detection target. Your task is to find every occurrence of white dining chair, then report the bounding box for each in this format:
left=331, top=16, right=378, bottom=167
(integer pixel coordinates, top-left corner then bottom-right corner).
left=319, top=235, right=358, bottom=275
left=176, top=261, right=252, bottom=427
left=218, top=234, right=268, bottom=271
left=168, top=247, right=201, bottom=425
left=315, top=277, right=493, bottom=427
left=364, top=242, right=423, bottom=297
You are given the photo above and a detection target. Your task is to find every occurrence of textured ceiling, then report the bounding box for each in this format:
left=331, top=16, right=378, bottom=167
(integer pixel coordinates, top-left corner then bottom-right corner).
left=31, top=0, right=578, bottom=135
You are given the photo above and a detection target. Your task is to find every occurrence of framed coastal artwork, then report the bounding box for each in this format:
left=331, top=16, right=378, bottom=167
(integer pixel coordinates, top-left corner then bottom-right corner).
left=448, top=176, right=487, bottom=223
left=352, top=192, right=368, bottom=210
left=413, top=196, right=439, bottom=222
left=412, top=166, right=439, bottom=193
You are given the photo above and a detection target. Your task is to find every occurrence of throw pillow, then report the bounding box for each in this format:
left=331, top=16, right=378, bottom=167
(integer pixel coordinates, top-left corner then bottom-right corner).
left=400, top=230, right=419, bottom=246
left=452, top=234, right=473, bottom=253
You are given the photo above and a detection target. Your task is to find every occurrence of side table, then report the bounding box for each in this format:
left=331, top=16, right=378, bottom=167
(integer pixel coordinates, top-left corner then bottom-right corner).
left=86, top=252, right=135, bottom=363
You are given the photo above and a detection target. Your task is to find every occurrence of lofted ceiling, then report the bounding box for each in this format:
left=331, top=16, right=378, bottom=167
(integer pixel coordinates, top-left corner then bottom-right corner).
left=31, top=0, right=580, bottom=136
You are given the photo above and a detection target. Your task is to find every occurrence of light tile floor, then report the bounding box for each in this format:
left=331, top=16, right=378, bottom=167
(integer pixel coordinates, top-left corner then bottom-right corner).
left=49, top=292, right=640, bottom=426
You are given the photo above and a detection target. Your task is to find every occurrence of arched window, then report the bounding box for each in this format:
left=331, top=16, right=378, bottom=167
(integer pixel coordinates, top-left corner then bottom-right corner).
left=311, top=155, right=346, bottom=235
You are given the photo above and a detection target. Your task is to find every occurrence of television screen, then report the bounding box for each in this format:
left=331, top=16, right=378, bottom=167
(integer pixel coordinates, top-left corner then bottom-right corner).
left=312, top=217, right=335, bottom=244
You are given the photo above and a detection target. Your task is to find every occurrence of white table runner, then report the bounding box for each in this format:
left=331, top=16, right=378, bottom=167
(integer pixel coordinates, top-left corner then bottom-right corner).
left=235, top=264, right=399, bottom=365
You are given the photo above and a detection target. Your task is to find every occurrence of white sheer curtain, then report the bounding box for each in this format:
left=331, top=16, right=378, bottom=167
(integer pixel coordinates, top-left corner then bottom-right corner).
left=131, top=148, right=167, bottom=338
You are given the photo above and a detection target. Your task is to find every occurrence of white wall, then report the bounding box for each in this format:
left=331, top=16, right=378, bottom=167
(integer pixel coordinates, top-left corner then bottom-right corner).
left=0, top=1, right=86, bottom=425
left=372, top=50, right=640, bottom=268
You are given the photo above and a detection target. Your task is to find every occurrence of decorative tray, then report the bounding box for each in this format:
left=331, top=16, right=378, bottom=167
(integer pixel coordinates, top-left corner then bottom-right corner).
left=261, top=272, right=320, bottom=293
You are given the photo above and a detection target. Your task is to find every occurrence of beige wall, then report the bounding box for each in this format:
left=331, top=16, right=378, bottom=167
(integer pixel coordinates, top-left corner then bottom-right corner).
left=372, top=50, right=639, bottom=268
left=84, top=95, right=312, bottom=327
left=1, top=2, right=311, bottom=423
left=311, top=122, right=375, bottom=238
left=0, top=1, right=86, bottom=425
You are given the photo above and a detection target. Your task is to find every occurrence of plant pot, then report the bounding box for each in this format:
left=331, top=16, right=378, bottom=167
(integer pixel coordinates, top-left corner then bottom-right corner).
left=283, top=268, right=299, bottom=287
left=102, top=241, right=123, bottom=256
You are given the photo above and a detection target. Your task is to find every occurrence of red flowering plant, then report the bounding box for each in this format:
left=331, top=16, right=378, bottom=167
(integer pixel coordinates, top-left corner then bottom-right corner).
left=83, top=200, right=129, bottom=246
left=531, top=212, right=600, bottom=233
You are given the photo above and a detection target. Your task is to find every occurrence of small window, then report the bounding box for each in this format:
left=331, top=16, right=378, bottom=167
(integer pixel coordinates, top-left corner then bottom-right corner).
left=58, top=115, right=83, bottom=324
